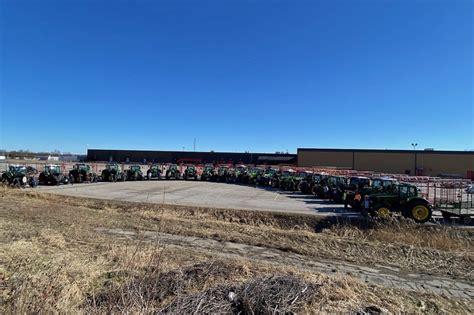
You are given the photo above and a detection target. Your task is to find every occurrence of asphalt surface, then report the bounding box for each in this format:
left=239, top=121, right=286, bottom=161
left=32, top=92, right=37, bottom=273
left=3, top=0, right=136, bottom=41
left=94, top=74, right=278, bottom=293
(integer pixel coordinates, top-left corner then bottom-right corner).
left=37, top=180, right=357, bottom=216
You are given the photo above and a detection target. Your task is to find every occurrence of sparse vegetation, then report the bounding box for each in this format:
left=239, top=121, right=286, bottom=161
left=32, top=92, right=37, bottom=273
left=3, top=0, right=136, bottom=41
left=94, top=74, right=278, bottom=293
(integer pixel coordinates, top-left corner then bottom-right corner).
left=1, top=187, right=472, bottom=313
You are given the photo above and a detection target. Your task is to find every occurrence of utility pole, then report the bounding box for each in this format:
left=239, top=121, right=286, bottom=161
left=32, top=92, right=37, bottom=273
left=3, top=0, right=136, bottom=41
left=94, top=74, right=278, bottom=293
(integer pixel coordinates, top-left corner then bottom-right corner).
left=193, top=138, right=196, bottom=152
left=411, top=143, right=418, bottom=176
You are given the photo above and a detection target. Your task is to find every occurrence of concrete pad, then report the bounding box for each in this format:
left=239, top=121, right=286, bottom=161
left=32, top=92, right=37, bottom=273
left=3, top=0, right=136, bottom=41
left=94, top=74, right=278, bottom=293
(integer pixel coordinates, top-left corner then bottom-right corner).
left=37, top=180, right=358, bottom=216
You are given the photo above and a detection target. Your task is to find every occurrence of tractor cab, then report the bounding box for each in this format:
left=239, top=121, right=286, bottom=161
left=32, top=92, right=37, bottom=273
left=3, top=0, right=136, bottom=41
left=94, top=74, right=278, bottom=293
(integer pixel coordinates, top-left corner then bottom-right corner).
left=9, top=165, right=27, bottom=175
left=129, top=165, right=142, bottom=172
left=74, top=163, right=90, bottom=172
left=44, top=164, right=62, bottom=175
left=371, top=177, right=397, bottom=193
left=348, top=176, right=371, bottom=191
left=106, top=163, right=120, bottom=171
left=281, top=169, right=296, bottom=177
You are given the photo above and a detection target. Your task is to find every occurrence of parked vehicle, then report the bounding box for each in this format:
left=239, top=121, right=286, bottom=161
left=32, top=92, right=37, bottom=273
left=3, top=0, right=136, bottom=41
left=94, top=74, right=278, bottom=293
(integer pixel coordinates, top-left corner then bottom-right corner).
left=125, top=165, right=144, bottom=181
left=147, top=164, right=162, bottom=180
left=365, top=183, right=432, bottom=223
left=39, top=164, right=69, bottom=185
left=242, top=167, right=263, bottom=184
left=343, top=176, right=371, bottom=209
left=215, top=165, right=231, bottom=182
left=200, top=164, right=215, bottom=181
left=69, top=163, right=97, bottom=183
left=1, top=165, right=38, bottom=188
left=257, top=167, right=278, bottom=186
left=276, top=169, right=297, bottom=190
left=165, top=164, right=180, bottom=180
left=101, top=163, right=126, bottom=182
left=183, top=165, right=198, bottom=180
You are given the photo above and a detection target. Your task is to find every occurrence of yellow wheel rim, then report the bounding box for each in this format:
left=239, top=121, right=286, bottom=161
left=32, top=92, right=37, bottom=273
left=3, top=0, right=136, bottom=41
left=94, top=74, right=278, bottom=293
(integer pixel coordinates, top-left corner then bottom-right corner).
left=376, top=207, right=391, bottom=218
left=412, top=205, right=429, bottom=221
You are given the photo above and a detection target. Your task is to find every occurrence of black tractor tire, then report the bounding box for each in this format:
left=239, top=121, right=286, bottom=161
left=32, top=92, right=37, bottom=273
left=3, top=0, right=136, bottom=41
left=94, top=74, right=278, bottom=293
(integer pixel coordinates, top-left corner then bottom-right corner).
left=29, top=178, right=38, bottom=188
left=70, top=175, right=75, bottom=184
left=12, top=178, right=21, bottom=188
left=462, top=216, right=472, bottom=225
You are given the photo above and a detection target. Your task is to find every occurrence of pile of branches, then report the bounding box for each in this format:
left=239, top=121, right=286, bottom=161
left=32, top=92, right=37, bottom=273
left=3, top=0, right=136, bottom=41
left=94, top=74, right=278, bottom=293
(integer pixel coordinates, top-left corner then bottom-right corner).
left=161, top=275, right=318, bottom=314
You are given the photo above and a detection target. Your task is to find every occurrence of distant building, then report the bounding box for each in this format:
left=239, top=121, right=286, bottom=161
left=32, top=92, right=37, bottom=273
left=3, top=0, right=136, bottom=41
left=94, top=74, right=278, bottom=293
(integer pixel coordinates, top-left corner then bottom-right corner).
left=297, top=148, right=474, bottom=179
left=87, top=149, right=297, bottom=166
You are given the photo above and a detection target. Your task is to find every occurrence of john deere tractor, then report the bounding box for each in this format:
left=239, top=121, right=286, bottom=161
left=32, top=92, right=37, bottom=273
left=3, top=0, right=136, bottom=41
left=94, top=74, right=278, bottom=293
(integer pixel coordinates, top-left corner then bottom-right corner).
left=101, top=163, right=126, bottom=182
left=294, top=171, right=313, bottom=191
left=243, top=167, right=263, bottom=184
left=165, top=164, right=180, bottom=180
left=147, top=164, right=162, bottom=180
left=200, top=164, right=215, bottom=181
left=183, top=165, right=198, bottom=180
left=345, top=177, right=397, bottom=209
left=229, top=165, right=247, bottom=183
left=364, top=183, right=432, bottom=223
left=69, top=163, right=97, bottom=183
left=278, top=170, right=297, bottom=190
left=125, top=165, right=144, bottom=181
left=39, top=164, right=69, bottom=185
left=215, top=165, right=230, bottom=182
left=257, top=167, right=278, bottom=186
left=1, top=165, right=38, bottom=188
left=342, top=176, right=371, bottom=209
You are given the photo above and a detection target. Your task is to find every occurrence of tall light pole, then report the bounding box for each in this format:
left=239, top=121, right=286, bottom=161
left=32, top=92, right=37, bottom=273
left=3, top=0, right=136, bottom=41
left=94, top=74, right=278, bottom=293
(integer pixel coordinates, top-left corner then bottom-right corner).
left=411, top=143, right=418, bottom=176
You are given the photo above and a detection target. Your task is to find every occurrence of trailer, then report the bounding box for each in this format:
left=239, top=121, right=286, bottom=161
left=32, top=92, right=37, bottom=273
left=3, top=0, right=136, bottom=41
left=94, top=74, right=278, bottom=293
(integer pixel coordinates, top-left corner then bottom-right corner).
left=415, top=179, right=473, bottom=225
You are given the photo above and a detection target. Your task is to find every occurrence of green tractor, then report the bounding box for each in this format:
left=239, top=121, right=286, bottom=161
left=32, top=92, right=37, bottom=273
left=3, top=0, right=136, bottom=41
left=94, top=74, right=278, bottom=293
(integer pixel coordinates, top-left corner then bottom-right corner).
left=299, top=172, right=327, bottom=194
left=200, top=164, right=215, bottom=181
left=125, top=165, right=144, bottom=181
left=183, top=165, right=198, bottom=180
left=257, top=167, right=278, bottom=186
left=39, top=164, right=69, bottom=185
left=229, top=165, right=248, bottom=183
left=69, top=163, right=97, bottom=183
left=277, top=169, right=297, bottom=190
left=364, top=183, right=432, bottom=223
left=146, top=164, right=162, bottom=180
left=101, top=163, right=126, bottom=182
left=1, top=165, right=38, bottom=188
left=293, top=171, right=313, bottom=191
left=313, top=175, right=347, bottom=198
left=214, top=165, right=230, bottom=182
left=327, top=176, right=348, bottom=203
left=165, top=164, right=180, bottom=180
left=344, top=177, right=398, bottom=209
left=342, top=176, right=371, bottom=208
left=243, top=167, right=263, bottom=184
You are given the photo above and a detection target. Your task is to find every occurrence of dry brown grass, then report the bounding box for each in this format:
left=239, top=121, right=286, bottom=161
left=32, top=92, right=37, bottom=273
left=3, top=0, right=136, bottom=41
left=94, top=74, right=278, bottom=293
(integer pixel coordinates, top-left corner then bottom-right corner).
left=1, top=187, right=473, bottom=313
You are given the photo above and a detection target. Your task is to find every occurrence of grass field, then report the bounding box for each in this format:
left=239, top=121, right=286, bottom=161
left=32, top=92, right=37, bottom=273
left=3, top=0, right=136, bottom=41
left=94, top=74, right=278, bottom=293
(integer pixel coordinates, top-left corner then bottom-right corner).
left=1, top=187, right=472, bottom=313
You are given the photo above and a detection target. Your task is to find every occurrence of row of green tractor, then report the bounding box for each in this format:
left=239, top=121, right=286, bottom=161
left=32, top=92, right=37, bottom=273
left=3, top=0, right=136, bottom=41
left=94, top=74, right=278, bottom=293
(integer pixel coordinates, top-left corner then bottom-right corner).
left=197, top=165, right=433, bottom=223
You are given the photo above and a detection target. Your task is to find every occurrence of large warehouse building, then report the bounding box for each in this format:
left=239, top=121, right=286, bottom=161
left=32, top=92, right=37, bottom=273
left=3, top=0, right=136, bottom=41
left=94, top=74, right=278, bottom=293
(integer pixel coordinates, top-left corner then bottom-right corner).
left=297, top=148, right=474, bottom=179
left=87, top=148, right=474, bottom=179
left=87, top=149, right=296, bottom=165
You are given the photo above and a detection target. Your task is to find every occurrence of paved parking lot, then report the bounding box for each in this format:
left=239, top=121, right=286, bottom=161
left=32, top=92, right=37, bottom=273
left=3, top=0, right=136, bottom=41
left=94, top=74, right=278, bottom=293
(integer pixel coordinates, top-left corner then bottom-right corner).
left=38, top=180, right=356, bottom=216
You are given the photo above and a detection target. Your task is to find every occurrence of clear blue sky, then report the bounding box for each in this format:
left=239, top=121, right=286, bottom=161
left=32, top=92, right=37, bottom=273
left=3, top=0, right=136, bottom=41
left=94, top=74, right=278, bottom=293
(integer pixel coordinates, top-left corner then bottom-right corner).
left=1, top=0, right=472, bottom=154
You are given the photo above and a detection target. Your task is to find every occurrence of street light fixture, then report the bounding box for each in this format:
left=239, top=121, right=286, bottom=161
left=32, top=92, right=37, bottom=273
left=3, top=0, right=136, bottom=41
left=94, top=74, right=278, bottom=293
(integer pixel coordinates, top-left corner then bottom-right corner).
left=411, top=143, right=418, bottom=176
